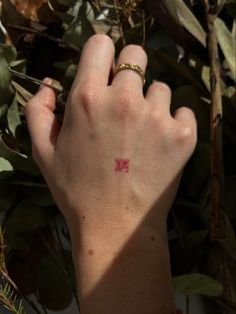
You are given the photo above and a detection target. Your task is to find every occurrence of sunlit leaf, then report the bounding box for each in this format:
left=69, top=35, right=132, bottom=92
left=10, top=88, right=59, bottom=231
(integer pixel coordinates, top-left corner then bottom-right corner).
left=173, top=273, right=223, bottom=296
left=215, top=17, right=236, bottom=82
left=175, top=0, right=206, bottom=46
left=10, top=59, right=27, bottom=73
left=0, top=157, right=13, bottom=179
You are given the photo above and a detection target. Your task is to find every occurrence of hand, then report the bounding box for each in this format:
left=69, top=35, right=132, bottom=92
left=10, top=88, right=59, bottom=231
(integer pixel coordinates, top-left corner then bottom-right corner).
left=25, top=34, right=196, bottom=237
left=25, top=34, right=197, bottom=314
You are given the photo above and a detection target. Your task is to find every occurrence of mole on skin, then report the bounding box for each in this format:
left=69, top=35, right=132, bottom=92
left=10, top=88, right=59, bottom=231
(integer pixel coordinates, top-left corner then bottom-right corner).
left=88, top=249, right=94, bottom=256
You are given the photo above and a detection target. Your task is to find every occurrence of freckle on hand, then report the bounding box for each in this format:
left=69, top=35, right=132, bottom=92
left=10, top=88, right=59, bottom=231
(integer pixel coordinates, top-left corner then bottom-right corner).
left=88, top=249, right=94, bottom=256
left=150, top=236, right=156, bottom=241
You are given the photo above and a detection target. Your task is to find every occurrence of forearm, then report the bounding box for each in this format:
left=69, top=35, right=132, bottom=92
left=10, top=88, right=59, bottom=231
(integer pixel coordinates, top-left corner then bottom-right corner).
left=69, top=207, right=176, bottom=314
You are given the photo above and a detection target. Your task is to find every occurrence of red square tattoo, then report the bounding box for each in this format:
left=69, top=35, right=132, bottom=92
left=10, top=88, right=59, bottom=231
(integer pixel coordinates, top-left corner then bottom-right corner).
left=114, top=158, right=129, bottom=173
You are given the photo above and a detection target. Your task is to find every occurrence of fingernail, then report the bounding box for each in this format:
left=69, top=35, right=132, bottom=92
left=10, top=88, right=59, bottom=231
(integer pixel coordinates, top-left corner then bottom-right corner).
left=43, top=77, right=52, bottom=85
left=40, top=77, right=52, bottom=90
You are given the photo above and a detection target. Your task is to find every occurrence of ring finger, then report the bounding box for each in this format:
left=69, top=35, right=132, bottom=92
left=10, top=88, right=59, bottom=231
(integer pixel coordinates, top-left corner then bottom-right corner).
left=112, top=45, right=148, bottom=93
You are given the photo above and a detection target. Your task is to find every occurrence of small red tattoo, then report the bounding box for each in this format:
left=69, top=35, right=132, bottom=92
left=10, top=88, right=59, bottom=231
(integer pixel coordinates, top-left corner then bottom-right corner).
left=114, top=158, right=129, bottom=172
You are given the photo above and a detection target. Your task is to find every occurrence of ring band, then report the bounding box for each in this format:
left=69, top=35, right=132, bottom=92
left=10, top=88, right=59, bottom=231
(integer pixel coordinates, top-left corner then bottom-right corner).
left=114, top=63, right=146, bottom=86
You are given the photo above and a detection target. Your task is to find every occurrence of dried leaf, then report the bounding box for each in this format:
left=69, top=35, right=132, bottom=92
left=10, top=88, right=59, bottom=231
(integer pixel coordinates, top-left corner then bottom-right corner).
left=10, top=0, right=48, bottom=21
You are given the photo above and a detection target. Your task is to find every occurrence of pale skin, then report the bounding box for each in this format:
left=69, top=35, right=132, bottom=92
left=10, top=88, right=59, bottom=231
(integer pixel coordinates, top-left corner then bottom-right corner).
left=25, top=34, right=197, bottom=314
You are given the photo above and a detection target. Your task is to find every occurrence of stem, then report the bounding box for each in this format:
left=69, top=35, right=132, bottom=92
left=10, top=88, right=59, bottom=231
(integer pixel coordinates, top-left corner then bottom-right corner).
left=7, top=24, right=80, bottom=53
left=203, top=0, right=225, bottom=240
left=113, top=0, right=126, bottom=46
left=23, top=295, right=42, bottom=314
left=9, top=69, right=63, bottom=93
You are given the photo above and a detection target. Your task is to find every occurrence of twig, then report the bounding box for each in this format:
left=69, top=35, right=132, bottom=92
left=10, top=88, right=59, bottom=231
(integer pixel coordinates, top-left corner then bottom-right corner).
left=9, top=69, right=63, bottom=93
left=7, top=24, right=80, bottom=53
left=23, top=295, right=42, bottom=314
left=203, top=0, right=225, bottom=240
left=113, top=0, right=126, bottom=46
left=213, top=297, right=236, bottom=312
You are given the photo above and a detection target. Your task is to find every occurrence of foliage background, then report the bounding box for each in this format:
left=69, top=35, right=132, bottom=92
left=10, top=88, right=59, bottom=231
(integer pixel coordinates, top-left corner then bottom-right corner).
left=0, top=0, right=235, bottom=313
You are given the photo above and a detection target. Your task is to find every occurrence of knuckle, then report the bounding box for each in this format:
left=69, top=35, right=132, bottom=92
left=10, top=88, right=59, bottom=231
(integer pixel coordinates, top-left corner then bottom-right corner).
left=175, top=123, right=197, bottom=148
left=74, top=85, right=97, bottom=107
left=115, top=89, right=137, bottom=118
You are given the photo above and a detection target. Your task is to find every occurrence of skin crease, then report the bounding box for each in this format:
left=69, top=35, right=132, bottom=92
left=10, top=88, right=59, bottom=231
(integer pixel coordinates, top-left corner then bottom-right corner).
left=25, top=34, right=197, bottom=314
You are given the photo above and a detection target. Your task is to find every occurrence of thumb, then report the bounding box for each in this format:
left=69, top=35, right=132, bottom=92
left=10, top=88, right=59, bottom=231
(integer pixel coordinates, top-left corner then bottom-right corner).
left=25, top=78, right=60, bottom=168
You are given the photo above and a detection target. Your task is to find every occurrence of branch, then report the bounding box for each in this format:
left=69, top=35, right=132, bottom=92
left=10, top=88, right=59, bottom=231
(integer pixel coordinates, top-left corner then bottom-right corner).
left=203, top=0, right=225, bottom=240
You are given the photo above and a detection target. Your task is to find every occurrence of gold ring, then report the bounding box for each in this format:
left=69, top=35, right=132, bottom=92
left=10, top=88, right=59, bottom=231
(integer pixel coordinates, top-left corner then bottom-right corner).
left=114, top=63, right=146, bottom=86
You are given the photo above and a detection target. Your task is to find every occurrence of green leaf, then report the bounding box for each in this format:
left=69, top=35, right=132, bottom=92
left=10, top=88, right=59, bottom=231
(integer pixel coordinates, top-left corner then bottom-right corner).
left=149, top=50, right=207, bottom=94
left=175, top=0, right=206, bottom=47
left=0, top=44, right=17, bottom=63
left=0, top=136, right=40, bottom=175
left=144, top=0, right=186, bottom=47
left=7, top=95, right=21, bottom=136
left=38, top=252, right=73, bottom=311
left=5, top=200, right=57, bottom=236
left=215, top=17, right=236, bottom=82
left=63, top=1, right=95, bottom=48
left=0, top=104, right=8, bottom=120
left=0, top=184, right=18, bottom=212
left=0, top=52, right=13, bottom=106
left=173, top=273, right=223, bottom=296
left=0, top=157, right=13, bottom=179
left=10, top=59, right=27, bottom=73
left=23, top=187, right=55, bottom=206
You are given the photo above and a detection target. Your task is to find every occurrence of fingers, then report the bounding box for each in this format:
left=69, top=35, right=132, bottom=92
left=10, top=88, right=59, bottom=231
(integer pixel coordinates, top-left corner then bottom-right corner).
left=73, top=34, right=115, bottom=89
left=25, top=78, right=60, bottom=167
left=112, top=45, right=148, bottom=92
left=173, top=106, right=197, bottom=150
left=145, top=81, right=171, bottom=115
